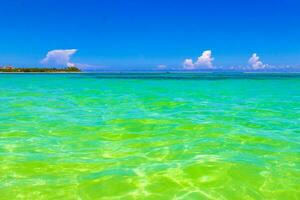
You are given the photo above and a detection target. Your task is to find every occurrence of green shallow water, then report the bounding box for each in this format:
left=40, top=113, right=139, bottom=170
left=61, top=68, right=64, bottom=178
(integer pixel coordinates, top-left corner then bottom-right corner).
left=0, top=73, right=300, bottom=199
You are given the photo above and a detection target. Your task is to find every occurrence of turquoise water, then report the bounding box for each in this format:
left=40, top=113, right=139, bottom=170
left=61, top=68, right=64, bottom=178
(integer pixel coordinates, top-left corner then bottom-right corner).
left=0, top=73, right=300, bottom=199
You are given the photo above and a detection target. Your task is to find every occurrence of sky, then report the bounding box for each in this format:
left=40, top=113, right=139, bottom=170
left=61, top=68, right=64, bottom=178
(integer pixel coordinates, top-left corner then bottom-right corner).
left=0, top=0, right=299, bottom=71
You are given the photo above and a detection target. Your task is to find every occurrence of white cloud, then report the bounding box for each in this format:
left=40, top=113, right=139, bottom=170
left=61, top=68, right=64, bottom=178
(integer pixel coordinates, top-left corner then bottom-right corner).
left=195, top=50, right=214, bottom=68
left=248, top=53, right=265, bottom=70
left=183, top=50, right=214, bottom=70
left=157, top=64, right=167, bottom=70
left=183, top=59, right=194, bottom=69
left=41, top=49, right=77, bottom=67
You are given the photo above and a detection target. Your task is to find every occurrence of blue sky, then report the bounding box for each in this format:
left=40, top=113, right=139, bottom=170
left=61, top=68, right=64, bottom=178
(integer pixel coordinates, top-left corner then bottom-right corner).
left=0, top=0, right=299, bottom=70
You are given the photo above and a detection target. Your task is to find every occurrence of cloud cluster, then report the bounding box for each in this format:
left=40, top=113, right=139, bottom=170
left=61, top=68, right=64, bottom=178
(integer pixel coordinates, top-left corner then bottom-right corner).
left=183, top=50, right=214, bottom=70
left=182, top=51, right=269, bottom=70
left=41, top=49, right=77, bottom=67
left=38, top=48, right=279, bottom=71
left=248, top=53, right=265, bottom=70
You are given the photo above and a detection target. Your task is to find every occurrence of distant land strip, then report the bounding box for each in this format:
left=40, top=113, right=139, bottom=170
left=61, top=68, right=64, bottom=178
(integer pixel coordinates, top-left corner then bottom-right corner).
left=0, top=66, right=81, bottom=73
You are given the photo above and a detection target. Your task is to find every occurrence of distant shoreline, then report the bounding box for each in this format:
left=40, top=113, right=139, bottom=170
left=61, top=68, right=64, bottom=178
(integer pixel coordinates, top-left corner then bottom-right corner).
left=0, top=72, right=83, bottom=74
left=1, top=71, right=300, bottom=74
left=0, top=66, right=81, bottom=73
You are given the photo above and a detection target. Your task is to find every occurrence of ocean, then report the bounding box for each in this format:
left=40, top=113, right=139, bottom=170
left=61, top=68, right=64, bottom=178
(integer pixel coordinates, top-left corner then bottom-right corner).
left=0, top=73, right=299, bottom=199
